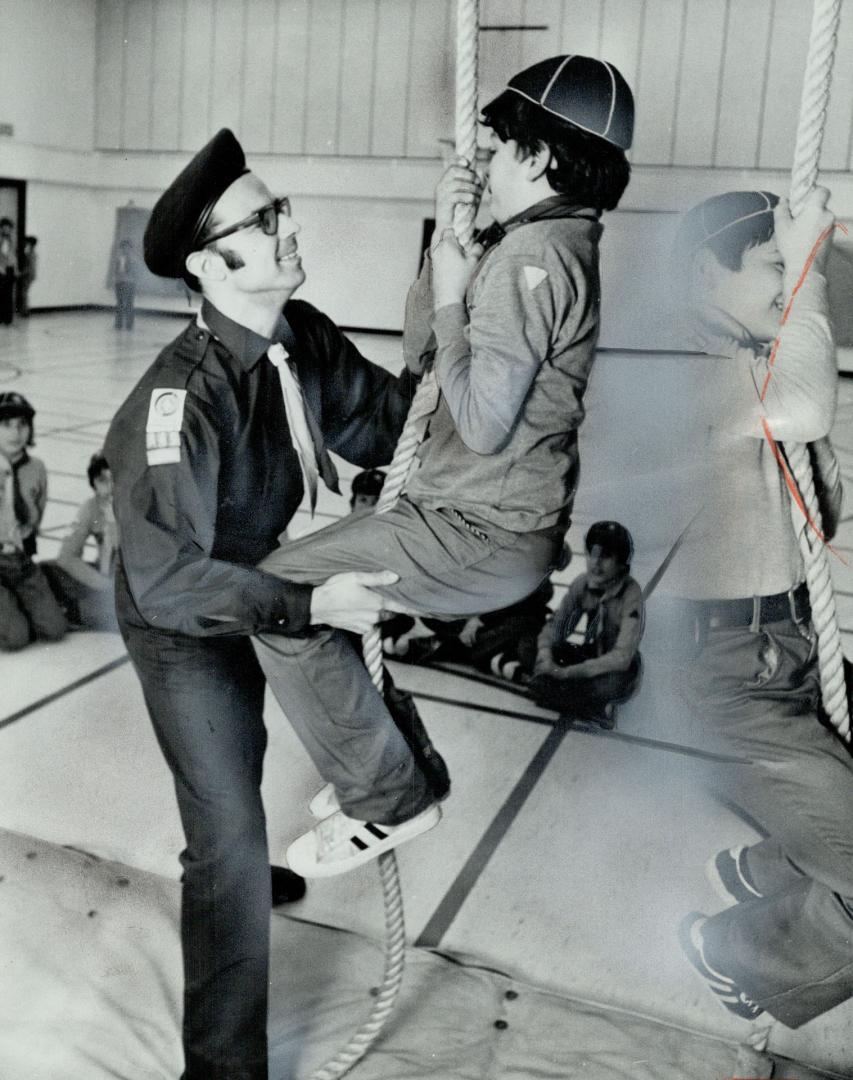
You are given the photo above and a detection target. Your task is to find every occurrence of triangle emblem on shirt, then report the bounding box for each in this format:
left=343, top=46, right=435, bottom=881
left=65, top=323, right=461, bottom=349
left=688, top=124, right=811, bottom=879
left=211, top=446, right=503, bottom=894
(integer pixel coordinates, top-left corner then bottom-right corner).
left=523, top=265, right=549, bottom=290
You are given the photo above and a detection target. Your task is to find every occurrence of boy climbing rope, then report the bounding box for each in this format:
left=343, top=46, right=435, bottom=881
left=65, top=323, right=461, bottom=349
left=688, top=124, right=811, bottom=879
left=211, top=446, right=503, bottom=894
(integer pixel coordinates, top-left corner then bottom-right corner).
left=665, top=188, right=853, bottom=1028
left=250, top=55, right=636, bottom=877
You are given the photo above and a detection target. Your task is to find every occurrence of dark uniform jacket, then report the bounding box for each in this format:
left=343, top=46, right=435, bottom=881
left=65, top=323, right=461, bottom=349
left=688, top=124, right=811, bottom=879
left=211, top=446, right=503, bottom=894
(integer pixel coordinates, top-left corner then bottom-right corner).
left=106, top=298, right=417, bottom=638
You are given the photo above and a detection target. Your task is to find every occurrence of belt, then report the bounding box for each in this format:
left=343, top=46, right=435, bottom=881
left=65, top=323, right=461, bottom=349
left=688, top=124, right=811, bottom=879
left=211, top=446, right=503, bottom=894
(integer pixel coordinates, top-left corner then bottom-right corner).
left=693, top=583, right=810, bottom=630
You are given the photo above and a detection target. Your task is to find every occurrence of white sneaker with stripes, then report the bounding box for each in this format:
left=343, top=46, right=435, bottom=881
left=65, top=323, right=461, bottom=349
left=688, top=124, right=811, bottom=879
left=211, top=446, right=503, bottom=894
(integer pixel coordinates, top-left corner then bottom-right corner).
left=308, top=782, right=338, bottom=819
left=286, top=803, right=441, bottom=878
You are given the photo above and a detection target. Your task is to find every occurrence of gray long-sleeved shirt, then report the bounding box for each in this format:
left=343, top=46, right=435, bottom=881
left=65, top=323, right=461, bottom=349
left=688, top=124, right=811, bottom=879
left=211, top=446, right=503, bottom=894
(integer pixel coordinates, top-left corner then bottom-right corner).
left=403, top=209, right=603, bottom=534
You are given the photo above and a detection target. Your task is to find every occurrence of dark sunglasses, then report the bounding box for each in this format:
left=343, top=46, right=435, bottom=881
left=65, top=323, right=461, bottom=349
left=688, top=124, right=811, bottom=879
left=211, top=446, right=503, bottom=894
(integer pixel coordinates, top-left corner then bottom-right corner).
left=200, top=196, right=292, bottom=245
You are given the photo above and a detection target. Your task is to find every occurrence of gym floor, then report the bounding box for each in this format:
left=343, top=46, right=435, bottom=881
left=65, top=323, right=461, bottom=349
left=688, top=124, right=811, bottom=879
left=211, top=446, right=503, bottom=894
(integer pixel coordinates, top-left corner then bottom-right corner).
left=1, top=312, right=852, bottom=1079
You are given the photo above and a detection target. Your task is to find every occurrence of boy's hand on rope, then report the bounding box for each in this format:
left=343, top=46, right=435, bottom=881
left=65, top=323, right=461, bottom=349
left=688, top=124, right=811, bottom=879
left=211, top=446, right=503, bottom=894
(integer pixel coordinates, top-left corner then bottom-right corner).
left=431, top=231, right=484, bottom=310
left=433, top=157, right=482, bottom=234
left=309, top=570, right=400, bottom=634
left=774, top=187, right=834, bottom=279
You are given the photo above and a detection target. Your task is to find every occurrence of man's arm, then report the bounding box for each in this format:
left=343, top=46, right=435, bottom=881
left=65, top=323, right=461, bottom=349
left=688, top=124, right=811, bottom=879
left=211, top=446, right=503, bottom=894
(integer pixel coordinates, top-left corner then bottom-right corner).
left=107, top=389, right=313, bottom=638
left=291, top=302, right=420, bottom=468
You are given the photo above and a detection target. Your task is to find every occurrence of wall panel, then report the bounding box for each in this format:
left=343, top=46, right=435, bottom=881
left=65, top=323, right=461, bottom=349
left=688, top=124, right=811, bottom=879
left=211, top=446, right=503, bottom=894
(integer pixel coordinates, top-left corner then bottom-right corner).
left=405, top=0, right=453, bottom=157
left=338, top=0, right=379, bottom=157
left=714, top=0, right=773, bottom=169
left=150, top=0, right=184, bottom=150
left=209, top=0, right=248, bottom=138
left=242, top=0, right=277, bottom=152
left=93, top=0, right=844, bottom=173
left=671, top=0, right=728, bottom=166
left=179, top=0, right=215, bottom=150
left=758, top=0, right=812, bottom=170
left=271, top=0, right=310, bottom=154
left=631, top=0, right=684, bottom=165
left=369, top=0, right=414, bottom=157
left=123, top=0, right=155, bottom=149
left=303, top=0, right=346, bottom=154
left=95, top=0, right=125, bottom=149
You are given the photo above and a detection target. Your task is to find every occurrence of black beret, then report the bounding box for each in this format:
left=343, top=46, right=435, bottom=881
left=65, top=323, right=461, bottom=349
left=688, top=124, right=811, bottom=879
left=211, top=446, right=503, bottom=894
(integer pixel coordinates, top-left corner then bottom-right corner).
left=144, top=129, right=248, bottom=279
left=676, top=191, right=779, bottom=256
left=492, top=55, right=634, bottom=151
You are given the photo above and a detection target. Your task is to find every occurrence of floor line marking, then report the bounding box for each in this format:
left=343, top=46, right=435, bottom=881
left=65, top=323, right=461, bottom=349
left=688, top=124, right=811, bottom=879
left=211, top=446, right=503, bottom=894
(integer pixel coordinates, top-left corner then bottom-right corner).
left=0, top=655, right=131, bottom=732
left=415, top=724, right=568, bottom=949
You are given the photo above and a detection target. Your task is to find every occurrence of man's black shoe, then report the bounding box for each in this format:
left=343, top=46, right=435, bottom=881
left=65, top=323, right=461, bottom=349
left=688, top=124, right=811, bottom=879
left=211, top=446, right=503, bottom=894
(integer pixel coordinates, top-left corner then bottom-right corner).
left=271, top=864, right=306, bottom=905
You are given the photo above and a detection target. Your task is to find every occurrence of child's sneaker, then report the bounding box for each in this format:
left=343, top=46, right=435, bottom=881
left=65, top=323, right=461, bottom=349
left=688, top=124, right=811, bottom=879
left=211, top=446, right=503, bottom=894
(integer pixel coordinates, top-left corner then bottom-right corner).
left=706, top=846, right=763, bottom=906
left=287, top=803, right=441, bottom=877
left=678, top=912, right=765, bottom=1021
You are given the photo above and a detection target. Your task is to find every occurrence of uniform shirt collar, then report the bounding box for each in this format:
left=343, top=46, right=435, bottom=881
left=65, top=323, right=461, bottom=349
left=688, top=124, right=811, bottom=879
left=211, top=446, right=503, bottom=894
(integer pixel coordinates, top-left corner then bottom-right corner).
left=201, top=299, right=277, bottom=371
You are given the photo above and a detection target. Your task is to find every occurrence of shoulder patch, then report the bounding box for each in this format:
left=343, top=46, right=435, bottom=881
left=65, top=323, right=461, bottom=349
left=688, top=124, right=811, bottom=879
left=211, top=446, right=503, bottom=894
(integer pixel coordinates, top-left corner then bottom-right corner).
left=145, top=388, right=187, bottom=465
left=523, top=265, right=549, bottom=291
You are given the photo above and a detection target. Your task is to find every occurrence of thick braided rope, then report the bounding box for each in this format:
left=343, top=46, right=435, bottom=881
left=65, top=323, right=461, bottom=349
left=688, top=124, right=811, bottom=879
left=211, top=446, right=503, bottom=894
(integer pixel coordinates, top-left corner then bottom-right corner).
left=307, top=851, right=407, bottom=1080
left=362, top=0, right=481, bottom=693
left=785, top=0, right=850, bottom=741
left=311, top=6, right=482, bottom=1077
left=452, top=0, right=480, bottom=249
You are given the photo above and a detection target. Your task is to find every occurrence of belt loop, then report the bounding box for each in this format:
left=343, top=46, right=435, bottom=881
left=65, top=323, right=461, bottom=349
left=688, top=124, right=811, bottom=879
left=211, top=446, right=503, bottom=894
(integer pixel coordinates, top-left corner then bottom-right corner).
left=788, top=586, right=802, bottom=624
left=749, top=595, right=761, bottom=633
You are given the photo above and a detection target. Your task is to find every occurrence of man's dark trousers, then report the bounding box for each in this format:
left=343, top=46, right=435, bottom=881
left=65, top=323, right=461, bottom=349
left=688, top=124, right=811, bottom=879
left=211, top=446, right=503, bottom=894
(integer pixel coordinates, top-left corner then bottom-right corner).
left=118, top=574, right=273, bottom=1080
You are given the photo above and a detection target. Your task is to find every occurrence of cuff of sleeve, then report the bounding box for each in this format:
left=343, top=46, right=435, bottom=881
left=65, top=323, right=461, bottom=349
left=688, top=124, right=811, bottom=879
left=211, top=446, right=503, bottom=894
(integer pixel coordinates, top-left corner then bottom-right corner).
left=432, top=303, right=467, bottom=342
left=262, top=577, right=314, bottom=634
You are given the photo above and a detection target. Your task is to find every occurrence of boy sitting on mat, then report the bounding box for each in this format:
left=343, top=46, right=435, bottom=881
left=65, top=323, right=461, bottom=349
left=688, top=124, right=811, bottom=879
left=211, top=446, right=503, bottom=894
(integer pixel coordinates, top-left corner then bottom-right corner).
left=249, top=56, right=636, bottom=877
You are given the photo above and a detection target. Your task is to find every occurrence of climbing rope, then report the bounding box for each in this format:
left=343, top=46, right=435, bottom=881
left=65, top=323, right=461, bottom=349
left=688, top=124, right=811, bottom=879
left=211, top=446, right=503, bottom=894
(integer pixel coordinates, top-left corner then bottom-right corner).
left=784, top=0, right=850, bottom=742
left=308, top=5, right=481, bottom=1078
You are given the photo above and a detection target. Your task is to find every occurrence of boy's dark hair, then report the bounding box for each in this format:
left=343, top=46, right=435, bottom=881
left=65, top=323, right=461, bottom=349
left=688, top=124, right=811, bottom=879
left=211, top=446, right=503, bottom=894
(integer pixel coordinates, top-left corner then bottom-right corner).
left=25, top=236, right=37, bottom=247
left=87, top=451, right=110, bottom=488
left=0, top=391, right=35, bottom=446
left=585, top=520, right=633, bottom=567
left=0, top=217, right=12, bottom=230
left=675, top=190, right=779, bottom=272
left=350, top=468, right=386, bottom=505
left=481, top=93, right=631, bottom=212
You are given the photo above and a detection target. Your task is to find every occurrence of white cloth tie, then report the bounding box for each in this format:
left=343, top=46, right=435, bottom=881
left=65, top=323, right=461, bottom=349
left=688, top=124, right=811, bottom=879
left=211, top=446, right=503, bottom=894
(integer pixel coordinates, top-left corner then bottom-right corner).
left=268, top=342, right=320, bottom=514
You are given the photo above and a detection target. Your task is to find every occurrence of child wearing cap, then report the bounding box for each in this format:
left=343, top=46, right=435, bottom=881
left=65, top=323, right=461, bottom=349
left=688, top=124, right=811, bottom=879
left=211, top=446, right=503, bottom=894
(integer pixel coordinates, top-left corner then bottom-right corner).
left=42, top=451, right=119, bottom=631
left=0, top=392, right=67, bottom=649
left=529, top=522, right=643, bottom=728
left=663, top=187, right=853, bottom=1028
left=251, top=55, right=636, bottom=876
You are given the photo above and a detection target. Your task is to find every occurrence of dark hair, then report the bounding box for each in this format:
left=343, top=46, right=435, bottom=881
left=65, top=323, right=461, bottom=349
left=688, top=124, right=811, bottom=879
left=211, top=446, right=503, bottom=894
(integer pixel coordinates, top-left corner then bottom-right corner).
left=350, top=468, right=386, bottom=504
left=675, top=191, right=780, bottom=273
left=25, top=236, right=37, bottom=247
left=585, top=520, right=633, bottom=566
left=87, top=451, right=110, bottom=488
left=481, top=93, right=631, bottom=212
left=0, top=217, right=12, bottom=229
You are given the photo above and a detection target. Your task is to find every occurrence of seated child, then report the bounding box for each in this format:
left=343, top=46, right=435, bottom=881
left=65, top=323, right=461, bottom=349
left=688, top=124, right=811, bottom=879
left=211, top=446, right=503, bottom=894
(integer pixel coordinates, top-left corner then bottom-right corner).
left=662, top=188, right=853, bottom=1029
left=529, top=522, right=643, bottom=727
left=42, top=451, right=119, bottom=630
left=0, top=392, right=67, bottom=650
left=249, top=55, right=635, bottom=877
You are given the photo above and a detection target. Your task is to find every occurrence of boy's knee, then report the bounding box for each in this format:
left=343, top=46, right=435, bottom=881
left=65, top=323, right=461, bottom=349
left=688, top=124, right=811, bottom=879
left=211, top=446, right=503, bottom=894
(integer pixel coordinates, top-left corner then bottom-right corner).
left=0, top=625, right=31, bottom=651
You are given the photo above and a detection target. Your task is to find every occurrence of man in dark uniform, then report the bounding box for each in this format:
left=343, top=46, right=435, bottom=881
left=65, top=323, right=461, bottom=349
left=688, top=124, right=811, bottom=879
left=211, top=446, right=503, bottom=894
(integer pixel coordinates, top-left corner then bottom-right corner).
left=105, top=130, right=435, bottom=1080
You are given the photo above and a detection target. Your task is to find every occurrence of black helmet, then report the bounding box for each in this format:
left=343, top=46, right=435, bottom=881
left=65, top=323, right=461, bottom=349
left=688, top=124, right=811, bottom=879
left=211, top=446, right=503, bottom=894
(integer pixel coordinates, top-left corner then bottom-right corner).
left=350, top=468, right=386, bottom=501
left=585, top=520, right=633, bottom=566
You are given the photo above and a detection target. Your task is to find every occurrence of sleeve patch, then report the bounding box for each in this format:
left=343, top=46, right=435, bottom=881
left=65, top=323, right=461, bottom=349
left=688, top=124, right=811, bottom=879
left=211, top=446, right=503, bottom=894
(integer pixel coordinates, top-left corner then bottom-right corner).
left=523, top=265, right=549, bottom=291
left=146, top=389, right=186, bottom=465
